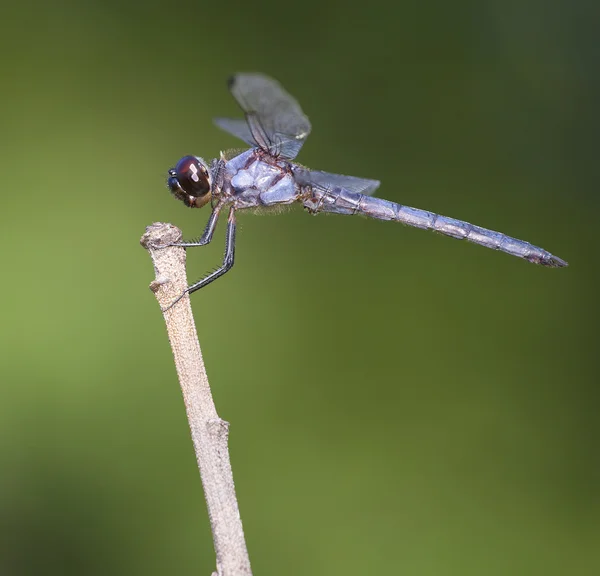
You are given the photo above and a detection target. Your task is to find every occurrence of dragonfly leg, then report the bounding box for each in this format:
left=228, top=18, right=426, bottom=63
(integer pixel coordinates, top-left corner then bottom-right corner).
left=164, top=204, right=223, bottom=248
left=162, top=206, right=236, bottom=311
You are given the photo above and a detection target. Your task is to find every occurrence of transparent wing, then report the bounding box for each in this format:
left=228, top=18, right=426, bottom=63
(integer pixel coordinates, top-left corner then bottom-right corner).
left=213, top=117, right=256, bottom=148
left=222, top=73, right=312, bottom=160
left=294, top=167, right=381, bottom=196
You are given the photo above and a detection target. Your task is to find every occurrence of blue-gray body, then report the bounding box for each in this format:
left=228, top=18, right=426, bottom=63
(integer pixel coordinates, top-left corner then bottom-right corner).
left=217, top=148, right=566, bottom=267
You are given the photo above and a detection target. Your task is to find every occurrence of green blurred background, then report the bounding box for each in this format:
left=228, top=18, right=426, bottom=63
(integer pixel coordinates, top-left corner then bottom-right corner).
left=1, top=0, right=597, bottom=574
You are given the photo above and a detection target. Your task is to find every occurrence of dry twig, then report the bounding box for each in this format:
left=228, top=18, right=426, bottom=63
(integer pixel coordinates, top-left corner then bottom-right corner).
left=140, top=222, right=252, bottom=576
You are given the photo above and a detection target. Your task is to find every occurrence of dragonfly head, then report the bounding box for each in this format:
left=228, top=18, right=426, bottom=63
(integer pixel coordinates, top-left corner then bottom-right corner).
left=167, top=155, right=212, bottom=208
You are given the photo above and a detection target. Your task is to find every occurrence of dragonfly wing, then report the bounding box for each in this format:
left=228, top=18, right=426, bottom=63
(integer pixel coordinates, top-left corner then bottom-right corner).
left=225, top=73, right=311, bottom=160
left=213, top=117, right=256, bottom=147
left=295, top=168, right=381, bottom=196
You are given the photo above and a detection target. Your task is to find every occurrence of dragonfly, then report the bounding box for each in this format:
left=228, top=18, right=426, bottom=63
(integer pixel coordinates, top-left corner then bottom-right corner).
left=165, top=73, right=567, bottom=308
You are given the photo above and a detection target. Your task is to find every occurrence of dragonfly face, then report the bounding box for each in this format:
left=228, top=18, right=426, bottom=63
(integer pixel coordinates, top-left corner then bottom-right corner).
left=167, top=155, right=212, bottom=208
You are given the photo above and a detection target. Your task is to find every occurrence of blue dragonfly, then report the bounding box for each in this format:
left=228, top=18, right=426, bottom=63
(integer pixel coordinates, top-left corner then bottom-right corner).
left=165, top=73, right=567, bottom=307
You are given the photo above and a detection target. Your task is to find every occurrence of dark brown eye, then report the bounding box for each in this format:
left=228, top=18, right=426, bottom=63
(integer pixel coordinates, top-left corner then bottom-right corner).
left=168, top=155, right=210, bottom=197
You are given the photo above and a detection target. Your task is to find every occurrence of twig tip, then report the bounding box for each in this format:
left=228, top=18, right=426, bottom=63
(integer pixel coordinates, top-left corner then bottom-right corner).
left=140, top=222, right=183, bottom=250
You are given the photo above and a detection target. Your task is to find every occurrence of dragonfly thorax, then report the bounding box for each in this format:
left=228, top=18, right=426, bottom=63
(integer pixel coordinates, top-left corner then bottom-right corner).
left=224, top=149, right=300, bottom=209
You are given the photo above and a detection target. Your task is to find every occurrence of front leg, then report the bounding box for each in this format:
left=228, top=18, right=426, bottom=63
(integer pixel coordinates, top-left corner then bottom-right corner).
left=167, top=203, right=223, bottom=248
left=162, top=206, right=237, bottom=311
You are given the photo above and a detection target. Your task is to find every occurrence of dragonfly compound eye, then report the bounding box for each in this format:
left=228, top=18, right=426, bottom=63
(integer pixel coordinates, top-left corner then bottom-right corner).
left=173, top=155, right=210, bottom=196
